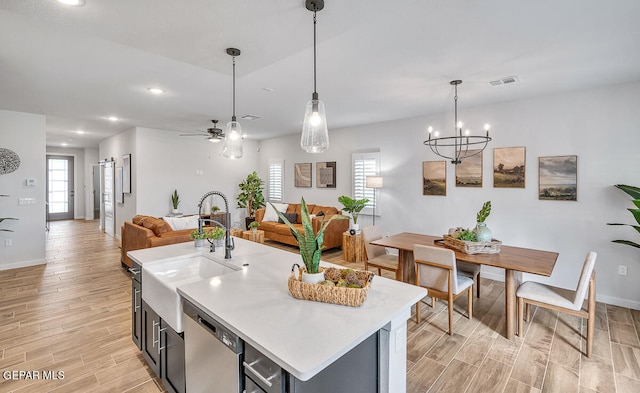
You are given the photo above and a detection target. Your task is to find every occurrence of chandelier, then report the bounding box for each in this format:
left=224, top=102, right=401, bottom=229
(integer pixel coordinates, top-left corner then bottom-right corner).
left=424, top=80, right=491, bottom=164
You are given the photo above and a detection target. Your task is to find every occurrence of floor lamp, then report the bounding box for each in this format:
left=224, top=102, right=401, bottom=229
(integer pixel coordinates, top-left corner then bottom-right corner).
left=365, top=176, right=383, bottom=227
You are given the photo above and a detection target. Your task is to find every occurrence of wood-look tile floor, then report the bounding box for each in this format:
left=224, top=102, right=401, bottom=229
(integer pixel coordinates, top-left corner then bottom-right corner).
left=1, top=220, right=638, bottom=392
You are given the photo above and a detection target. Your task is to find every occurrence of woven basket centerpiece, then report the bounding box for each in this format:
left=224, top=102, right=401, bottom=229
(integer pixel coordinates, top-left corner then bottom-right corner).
left=288, top=266, right=374, bottom=307
left=442, top=234, right=501, bottom=254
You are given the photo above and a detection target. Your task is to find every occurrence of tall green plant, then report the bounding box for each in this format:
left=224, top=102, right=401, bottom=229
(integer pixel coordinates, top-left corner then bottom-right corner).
left=237, top=171, right=265, bottom=218
left=171, top=189, right=180, bottom=209
left=607, top=184, right=640, bottom=249
left=271, top=198, right=347, bottom=274
left=337, top=196, right=369, bottom=225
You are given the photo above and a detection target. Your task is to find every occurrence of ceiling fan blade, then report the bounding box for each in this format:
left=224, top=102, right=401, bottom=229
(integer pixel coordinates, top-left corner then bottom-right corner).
left=179, top=133, right=208, bottom=136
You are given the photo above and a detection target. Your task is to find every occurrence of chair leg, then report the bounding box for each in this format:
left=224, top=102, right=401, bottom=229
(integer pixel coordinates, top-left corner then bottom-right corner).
left=476, top=273, right=481, bottom=298
left=467, top=287, right=473, bottom=320
left=525, top=303, right=531, bottom=322
left=517, top=297, right=524, bottom=337
left=586, top=275, right=596, bottom=358
left=431, top=297, right=436, bottom=308
left=447, top=298, right=454, bottom=336
left=416, top=301, right=421, bottom=324
left=377, top=268, right=382, bottom=276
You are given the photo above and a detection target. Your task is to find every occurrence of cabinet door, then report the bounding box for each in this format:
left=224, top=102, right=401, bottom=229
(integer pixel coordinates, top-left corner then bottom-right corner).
left=131, top=279, right=142, bottom=350
left=161, top=321, right=186, bottom=393
left=141, top=300, right=161, bottom=376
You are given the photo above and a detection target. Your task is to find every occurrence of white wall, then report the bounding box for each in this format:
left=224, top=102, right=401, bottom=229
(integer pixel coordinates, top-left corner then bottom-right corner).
left=258, top=81, right=640, bottom=309
left=0, top=110, right=46, bottom=269
left=99, top=127, right=260, bottom=239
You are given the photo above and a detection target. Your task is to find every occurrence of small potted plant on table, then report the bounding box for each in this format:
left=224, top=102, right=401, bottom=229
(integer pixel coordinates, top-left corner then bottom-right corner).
left=338, top=196, right=369, bottom=232
left=171, top=189, right=181, bottom=214
left=248, top=220, right=260, bottom=233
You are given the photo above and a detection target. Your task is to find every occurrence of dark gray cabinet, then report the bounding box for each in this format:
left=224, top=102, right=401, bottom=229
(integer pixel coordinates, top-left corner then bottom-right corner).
left=130, top=261, right=142, bottom=350
left=141, top=300, right=185, bottom=393
left=244, top=332, right=379, bottom=393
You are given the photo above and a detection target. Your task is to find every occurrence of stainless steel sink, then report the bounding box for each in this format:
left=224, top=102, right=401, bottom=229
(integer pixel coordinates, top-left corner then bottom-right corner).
left=142, top=255, right=239, bottom=332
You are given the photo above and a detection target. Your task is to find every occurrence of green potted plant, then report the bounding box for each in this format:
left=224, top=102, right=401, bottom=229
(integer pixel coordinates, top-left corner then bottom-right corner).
left=237, top=171, right=265, bottom=229
left=248, top=220, right=260, bottom=232
left=475, top=201, right=492, bottom=242
left=607, top=184, right=640, bottom=249
left=338, top=196, right=369, bottom=232
left=211, top=205, right=220, bottom=214
left=271, top=197, right=347, bottom=283
left=171, top=189, right=181, bottom=214
left=210, top=226, right=226, bottom=247
left=190, top=228, right=212, bottom=247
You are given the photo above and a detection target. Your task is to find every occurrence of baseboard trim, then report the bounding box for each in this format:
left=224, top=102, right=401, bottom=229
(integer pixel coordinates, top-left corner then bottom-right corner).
left=0, top=258, right=46, bottom=271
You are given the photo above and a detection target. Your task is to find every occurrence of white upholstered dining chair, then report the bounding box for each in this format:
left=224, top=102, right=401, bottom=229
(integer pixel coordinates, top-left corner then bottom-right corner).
left=457, top=261, right=482, bottom=298
left=516, top=251, right=597, bottom=357
left=362, top=226, right=400, bottom=280
left=414, top=244, right=474, bottom=336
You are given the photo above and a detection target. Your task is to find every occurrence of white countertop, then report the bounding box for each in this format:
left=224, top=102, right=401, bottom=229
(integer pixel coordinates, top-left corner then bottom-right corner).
left=129, top=238, right=426, bottom=381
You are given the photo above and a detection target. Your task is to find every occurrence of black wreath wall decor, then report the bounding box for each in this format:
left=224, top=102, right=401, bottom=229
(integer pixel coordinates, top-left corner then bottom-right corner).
left=0, top=148, right=20, bottom=174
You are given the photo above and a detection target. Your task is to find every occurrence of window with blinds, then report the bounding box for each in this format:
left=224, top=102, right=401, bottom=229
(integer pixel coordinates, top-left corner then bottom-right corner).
left=268, top=159, right=284, bottom=202
left=352, top=152, right=380, bottom=215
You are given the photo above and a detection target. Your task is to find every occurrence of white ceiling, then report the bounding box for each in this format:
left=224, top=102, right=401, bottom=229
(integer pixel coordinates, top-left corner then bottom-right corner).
left=1, top=0, right=639, bottom=149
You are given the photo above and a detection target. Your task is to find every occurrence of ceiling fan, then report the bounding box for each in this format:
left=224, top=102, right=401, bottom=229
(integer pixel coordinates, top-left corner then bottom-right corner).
left=180, top=120, right=225, bottom=143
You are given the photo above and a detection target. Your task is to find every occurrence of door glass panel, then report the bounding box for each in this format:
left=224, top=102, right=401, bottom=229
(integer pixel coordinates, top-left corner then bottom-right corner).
left=48, top=158, right=69, bottom=213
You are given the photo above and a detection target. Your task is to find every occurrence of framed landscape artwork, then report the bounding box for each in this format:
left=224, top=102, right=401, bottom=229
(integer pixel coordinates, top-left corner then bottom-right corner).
left=422, top=161, right=446, bottom=196
left=539, top=155, right=577, bottom=201
left=122, top=153, right=131, bottom=193
left=316, top=161, right=336, bottom=188
left=493, top=147, right=526, bottom=188
left=294, top=162, right=312, bottom=188
left=455, top=149, right=483, bottom=187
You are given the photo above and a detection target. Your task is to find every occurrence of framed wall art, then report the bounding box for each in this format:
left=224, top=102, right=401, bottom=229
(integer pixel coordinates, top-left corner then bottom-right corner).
left=115, top=167, right=124, bottom=204
left=422, top=161, right=446, bottom=196
left=122, top=154, right=131, bottom=193
left=493, top=147, right=526, bottom=188
left=316, top=161, right=336, bottom=188
left=455, top=149, right=483, bottom=187
left=539, top=155, right=577, bottom=201
left=294, top=162, right=312, bottom=188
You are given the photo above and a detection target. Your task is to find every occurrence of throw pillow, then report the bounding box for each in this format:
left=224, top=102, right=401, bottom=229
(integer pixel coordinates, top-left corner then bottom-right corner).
left=263, top=203, right=289, bottom=222
left=164, top=215, right=199, bottom=231
left=278, top=213, right=298, bottom=224
left=316, top=211, right=325, bottom=216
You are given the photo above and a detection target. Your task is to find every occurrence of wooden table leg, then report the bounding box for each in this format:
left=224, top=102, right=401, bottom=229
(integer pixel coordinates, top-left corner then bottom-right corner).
left=399, top=250, right=414, bottom=284
left=504, top=269, right=523, bottom=340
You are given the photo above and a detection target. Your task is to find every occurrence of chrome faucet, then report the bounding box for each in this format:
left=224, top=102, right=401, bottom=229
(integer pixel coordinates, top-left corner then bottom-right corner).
left=197, top=191, right=234, bottom=259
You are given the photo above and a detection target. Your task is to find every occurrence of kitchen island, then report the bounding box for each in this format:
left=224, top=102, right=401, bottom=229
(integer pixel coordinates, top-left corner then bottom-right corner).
left=129, top=237, right=426, bottom=393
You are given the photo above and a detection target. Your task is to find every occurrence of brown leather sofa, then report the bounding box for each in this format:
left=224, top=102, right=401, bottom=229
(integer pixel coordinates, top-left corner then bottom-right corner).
left=121, top=215, right=195, bottom=268
left=255, top=203, right=349, bottom=250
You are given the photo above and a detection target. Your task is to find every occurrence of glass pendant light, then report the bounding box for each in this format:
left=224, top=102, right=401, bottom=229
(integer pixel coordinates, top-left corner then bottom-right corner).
left=301, top=0, right=329, bottom=154
left=223, top=48, right=243, bottom=159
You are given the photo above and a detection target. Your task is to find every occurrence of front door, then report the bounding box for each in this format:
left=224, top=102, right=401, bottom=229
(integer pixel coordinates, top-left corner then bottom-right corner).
left=46, top=155, right=74, bottom=221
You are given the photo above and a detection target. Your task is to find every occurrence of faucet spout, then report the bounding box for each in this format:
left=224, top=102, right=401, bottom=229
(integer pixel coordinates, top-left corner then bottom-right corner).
left=198, top=191, right=234, bottom=259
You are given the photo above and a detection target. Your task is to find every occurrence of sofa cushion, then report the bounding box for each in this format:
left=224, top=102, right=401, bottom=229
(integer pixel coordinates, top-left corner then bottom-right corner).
left=132, top=215, right=147, bottom=226
left=278, top=212, right=298, bottom=224
left=258, top=221, right=279, bottom=232
left=142, top=216, right=170, bottom=236
left=163, top=215, right=199, bottom=231
left=287, top=204, right=314, bottom=223
left=311, top=205, right=339, bottom=216
left=275, top=223, right=303, bottom=236
left=263, top=203, right=289, bottom=222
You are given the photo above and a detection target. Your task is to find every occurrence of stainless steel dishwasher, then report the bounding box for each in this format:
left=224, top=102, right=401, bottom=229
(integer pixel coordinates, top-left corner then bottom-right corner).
left=183, top=299, right=243, bottom=393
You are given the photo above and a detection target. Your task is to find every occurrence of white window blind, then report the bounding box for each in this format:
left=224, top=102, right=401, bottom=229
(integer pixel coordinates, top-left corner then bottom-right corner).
left=352, top=152, right=380, bottom=215
left=268, top=159, right=284, bottom=202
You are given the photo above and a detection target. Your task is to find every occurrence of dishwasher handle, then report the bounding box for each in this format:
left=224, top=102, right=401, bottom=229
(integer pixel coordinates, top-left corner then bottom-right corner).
left=197, top=315, right=217, bottom=336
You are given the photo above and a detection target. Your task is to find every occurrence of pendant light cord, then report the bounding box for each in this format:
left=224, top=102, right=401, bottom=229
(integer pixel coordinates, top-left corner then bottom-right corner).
left=313, top=10, right=317, bottom=95
left=232, top=55, right=237, bottom=121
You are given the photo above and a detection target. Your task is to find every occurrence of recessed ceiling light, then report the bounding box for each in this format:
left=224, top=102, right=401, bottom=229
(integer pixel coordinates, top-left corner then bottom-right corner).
left=106, top=116, right=119, bottom=121
left=76, top=130, right=85, bottom=134
left=61, top=143, right=68, bottom=147
left=262, top=87, right=274, bottom=92
left=147, top=87, right=165, bottom=95
left=57, top=0, right=85, bottom=6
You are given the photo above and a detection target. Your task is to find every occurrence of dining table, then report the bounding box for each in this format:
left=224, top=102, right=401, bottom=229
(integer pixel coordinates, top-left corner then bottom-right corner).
left=370, top=232, right=559, bottom=340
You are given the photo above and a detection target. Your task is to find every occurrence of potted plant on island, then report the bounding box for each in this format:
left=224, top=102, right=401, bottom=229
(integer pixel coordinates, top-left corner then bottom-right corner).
left=237, top=171, right=265, bottom=229
left=338, top=196, right=369, bottom=232
left=189, top=228, right=213, bottom=248
left=171, top=189, right=181, bottom=214
left=209, top=226, right=226, bottom=248
left=607, top=184, right=640, bottom=250
left=271, top=197, right=347, bottom=283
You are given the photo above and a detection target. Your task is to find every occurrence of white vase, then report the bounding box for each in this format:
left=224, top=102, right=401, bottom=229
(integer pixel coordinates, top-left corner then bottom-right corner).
left=172, top=208, right=180, bottom=214
left=302, top=269, right=325, bottom=284
left=475, top=222, right=493, bottom=243
left=350, top=222, right=360, bottom=232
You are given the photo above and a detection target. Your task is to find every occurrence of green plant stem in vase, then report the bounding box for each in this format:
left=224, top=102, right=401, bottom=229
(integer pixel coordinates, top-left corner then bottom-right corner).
left=475, top=201, right=492, bottom=242
left=272, top=198, right=347, bottom=282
